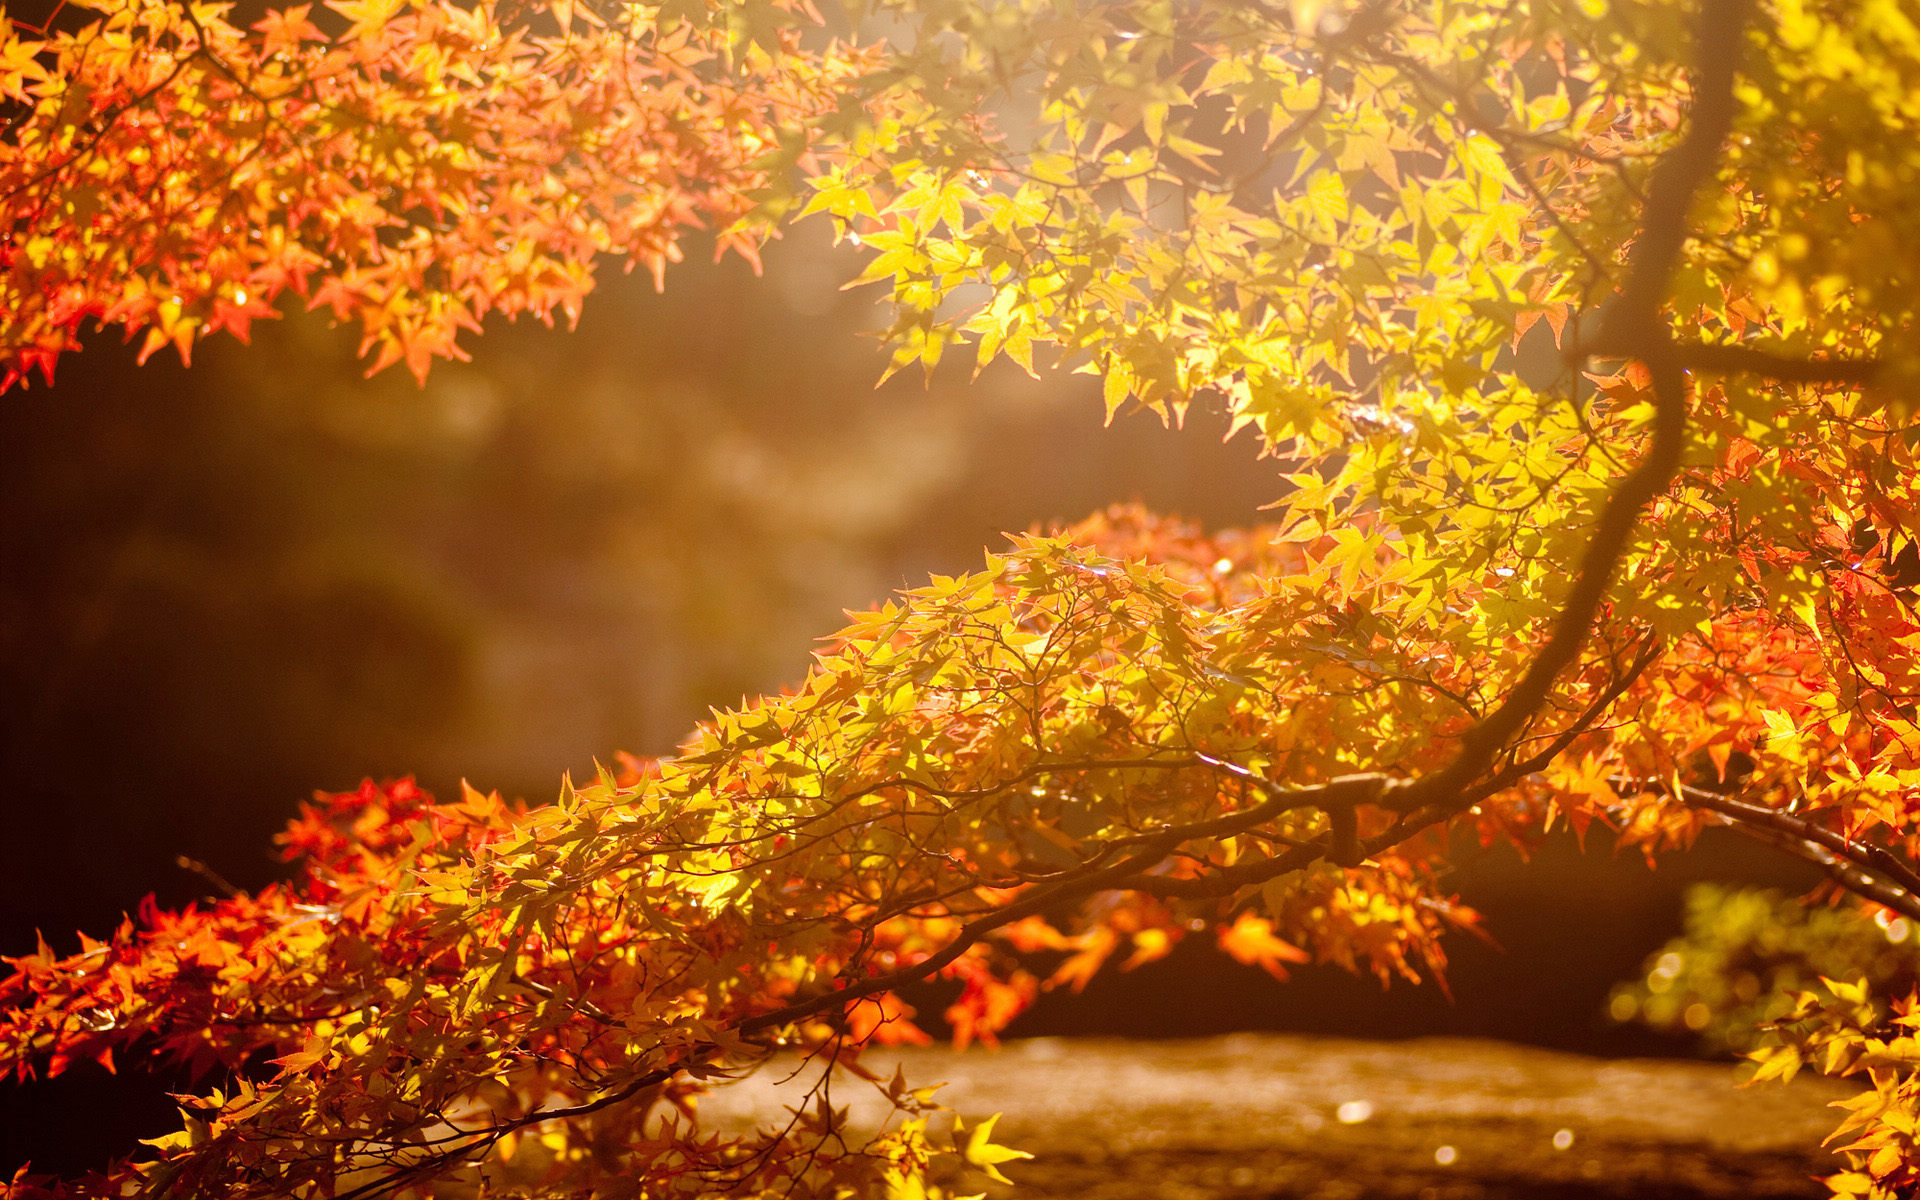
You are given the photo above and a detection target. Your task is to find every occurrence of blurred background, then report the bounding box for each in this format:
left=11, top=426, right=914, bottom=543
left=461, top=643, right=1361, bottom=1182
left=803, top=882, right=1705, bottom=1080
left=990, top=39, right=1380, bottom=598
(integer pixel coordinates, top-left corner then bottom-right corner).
left=0, top=225, right=1817, bottom=1176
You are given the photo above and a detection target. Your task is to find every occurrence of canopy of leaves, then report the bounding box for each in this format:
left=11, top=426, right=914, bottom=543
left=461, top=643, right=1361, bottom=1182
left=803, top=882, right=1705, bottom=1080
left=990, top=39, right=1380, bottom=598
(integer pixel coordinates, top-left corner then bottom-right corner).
left=9, top=0, right=1920, bottom=1197
left=0, top=0, right=870, bottom=385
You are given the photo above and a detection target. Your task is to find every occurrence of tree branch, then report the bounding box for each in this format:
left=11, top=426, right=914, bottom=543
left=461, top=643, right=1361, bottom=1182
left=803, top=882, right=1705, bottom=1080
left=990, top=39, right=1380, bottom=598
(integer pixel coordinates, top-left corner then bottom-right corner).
left=1679, top=787, right=1920, bottom=908
left=1590, top=0, right=1752, bottom=358
left=1717, top=820, right=1920, bottom=926
left=1382, top=0, right=1750, bottom=817
left=1674, top=342, right=1881, bottom=385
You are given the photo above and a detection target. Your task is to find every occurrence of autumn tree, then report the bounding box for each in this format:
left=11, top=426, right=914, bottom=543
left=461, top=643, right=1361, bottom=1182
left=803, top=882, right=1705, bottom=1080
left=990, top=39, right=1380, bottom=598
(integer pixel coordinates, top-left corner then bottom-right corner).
left=7, top=0, right=1920, bottom=1196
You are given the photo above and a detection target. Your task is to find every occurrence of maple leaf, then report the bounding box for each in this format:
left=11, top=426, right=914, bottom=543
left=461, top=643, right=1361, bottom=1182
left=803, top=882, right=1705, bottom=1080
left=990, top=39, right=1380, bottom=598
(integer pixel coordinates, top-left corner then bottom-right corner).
left=1217, top=913, right=1312, bottom=981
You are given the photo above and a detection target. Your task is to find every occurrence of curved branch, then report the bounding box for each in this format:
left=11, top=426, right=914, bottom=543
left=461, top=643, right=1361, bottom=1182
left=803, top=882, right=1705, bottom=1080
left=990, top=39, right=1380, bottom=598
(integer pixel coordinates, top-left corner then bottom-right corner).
left=1718, top=819, right=1920, bottom=926
left=1385, top=0, right=1751, bottom=817
left=1591, top=0, right=1752, bottom=357
left=1680, top=787, right=1920, bottom=907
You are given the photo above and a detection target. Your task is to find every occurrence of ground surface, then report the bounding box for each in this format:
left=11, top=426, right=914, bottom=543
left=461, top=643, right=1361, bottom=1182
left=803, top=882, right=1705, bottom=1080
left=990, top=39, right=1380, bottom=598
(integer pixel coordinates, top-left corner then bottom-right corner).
left=698, top=1034, right=1859, bottom=1200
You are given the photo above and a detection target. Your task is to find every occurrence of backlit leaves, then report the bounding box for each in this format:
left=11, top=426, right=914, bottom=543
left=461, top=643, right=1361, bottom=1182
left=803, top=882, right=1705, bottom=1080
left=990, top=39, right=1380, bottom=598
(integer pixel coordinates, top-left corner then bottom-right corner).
left=0, top=0, right=871, bottom=389
left=13, top=0, right=1920, bottom=1197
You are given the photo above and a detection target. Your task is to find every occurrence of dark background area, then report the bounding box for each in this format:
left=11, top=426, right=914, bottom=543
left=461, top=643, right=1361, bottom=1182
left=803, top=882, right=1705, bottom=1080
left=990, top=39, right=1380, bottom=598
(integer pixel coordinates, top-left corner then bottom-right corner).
left=0, top=228, right=1819, bottom=1177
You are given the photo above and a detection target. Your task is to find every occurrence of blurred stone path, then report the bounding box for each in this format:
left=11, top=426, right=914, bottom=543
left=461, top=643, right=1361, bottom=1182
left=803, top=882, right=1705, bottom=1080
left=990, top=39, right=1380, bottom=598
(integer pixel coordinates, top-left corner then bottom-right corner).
left=698, top=1034, right=1859, bottom=1199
